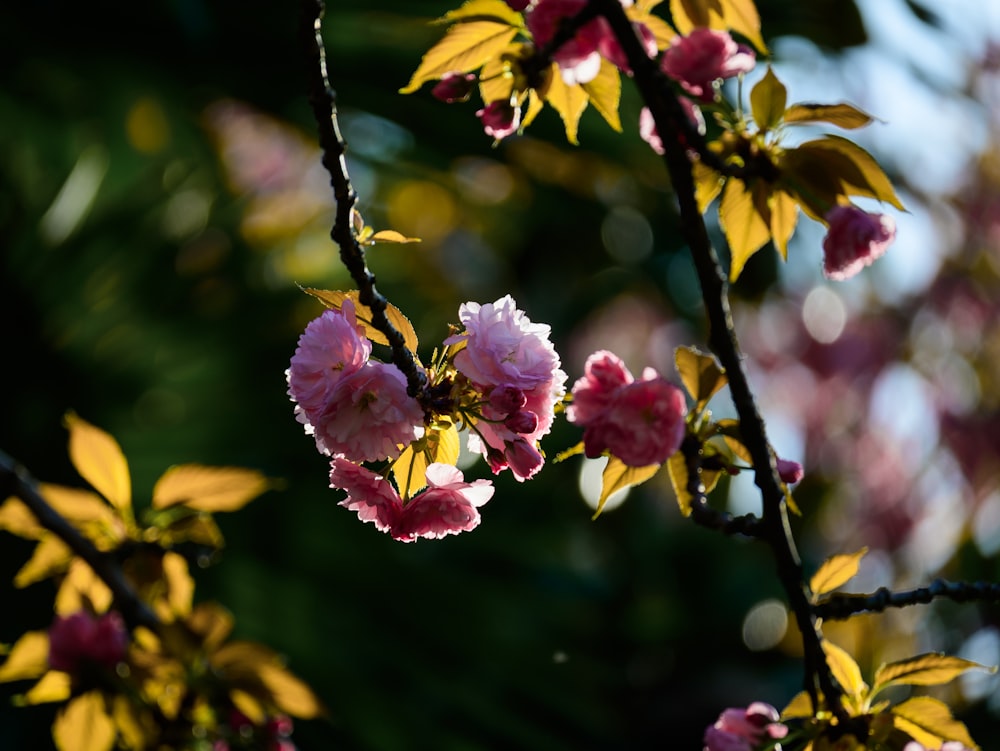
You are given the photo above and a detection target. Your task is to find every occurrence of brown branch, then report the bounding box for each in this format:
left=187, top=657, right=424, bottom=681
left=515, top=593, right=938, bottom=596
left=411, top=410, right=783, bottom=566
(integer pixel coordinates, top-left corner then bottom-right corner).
left=682, top=437, right=764, bottom=537
left=0, top=452, right=160, bottom=633
left=815, top=579, right=1000, bottom=621
left=588, top=0, right=849, bottom=725
left=300, top=0, right=428, bottom=402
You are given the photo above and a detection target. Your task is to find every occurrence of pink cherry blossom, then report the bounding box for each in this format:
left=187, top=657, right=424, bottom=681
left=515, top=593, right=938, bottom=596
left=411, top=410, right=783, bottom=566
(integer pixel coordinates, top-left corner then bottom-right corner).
left=638, top=99, right=706, bottom=156
left=703, top=702, right=787, bottom=751
left=331, top=459, right=494, bottom=542
left=477, top=100, right=521, bottom=140
left=432, top=72, right=477, bottom=103
left=48, top=611, right=128, bottom=673
left=310, top=361, right=424, bottom=462
left=286, top=300, right=370, bottom=417
left=776, top=457, right=804, bottom=484
left=566, top=350, right=633, bottom=425
left=526, top=0, right=602, bottom=84
left=598, top=21, right=658, bottom=75
left=661, top=28, right=756, bottom=100
left=822, top=204, right=896, bottom=281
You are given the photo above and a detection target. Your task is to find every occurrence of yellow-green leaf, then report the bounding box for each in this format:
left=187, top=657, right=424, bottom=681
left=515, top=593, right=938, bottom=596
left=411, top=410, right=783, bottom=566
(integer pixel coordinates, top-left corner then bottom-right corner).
left=22, top=670, right=72, bottom=704
left=666, top=451, right=693, bottom=517
left=716, top=419, right=752, bottom=463
left=781, top=690, right=815, bottom=720
left=810, top=548, right=867, bottom=598
left=53, top=691, right=117, bottom=751
left=553, top=441, right=585, bottom=463
left=369, top=229, right=422, bottom=245
left=891, top=696, right=979, bottom=750
left=478, top=47, right=517, bottom=104
left=719, top=178, right=771, bottom=281
left=400, top=22, right=519, bottom=95
left=432, top=423, right=461, bottom=467
left=437, top=0, right=523, bottom=26
left=581, top=59, right=622, bottom=133
left=0, top=631, right=50, bottom=683
left=302, top=288, right=420, bottom=354
left=257, top=661, right=326, bottom=719
left=0, top=497, right=45, bottom=540
left=160, top=513, right=225, bottom=550
left=791, top=136, right=905, bottom=211
left=152, top=464, right=270, bottom=513
left=40, top=484, right=118, bottom=529
left=768, top=189, right=798, bottom=258
left=187, top=602, right=235, bottom=652
left=721, top=0, right=767, bottom=53
left=874, top=654, right=994, bottom=693
left=64, top=413, right=131, bottom=514
left=543, top=65, right=590, bottom=145
left=822, top=639, right=867, bottom=702
left=521, top=87, right=546, bottom=129
left=675, top=345, right=726, bottom=410
left=627, top=4, right=676, bottom=49
left=112, top=694, right=149, bottom=751
left=595, top=457, right=659, bottom=518
left=693, top=162, right=725, bottom=213
left=393, top=441, right=430, bottom=499
left=14, top=535, right=72, bottom=588
left=212, top=641, right=326, bottom=719
left=55, top=558, right=113, bottom=615
left=670, top=0, right=713, bottom=30
left=750, top=67, right=786, bottom=131
left=784, top=103, right=875, bottom=130
left=162, top=551, right=195, bottom=618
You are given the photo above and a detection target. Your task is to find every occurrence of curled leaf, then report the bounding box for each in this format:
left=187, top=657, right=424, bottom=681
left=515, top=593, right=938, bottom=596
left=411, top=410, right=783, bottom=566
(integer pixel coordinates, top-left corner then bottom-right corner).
left=810, top=548, right=867, bottom=599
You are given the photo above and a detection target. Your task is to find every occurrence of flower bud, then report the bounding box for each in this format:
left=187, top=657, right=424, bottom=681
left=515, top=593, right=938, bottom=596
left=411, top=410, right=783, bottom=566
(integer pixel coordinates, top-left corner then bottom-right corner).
left=504, top=438, right=544, bottom=480
left=822, top=204, right=896, bottom=281
left=489, top=385, right=527, bottom=415
left=48, top=611, right=128, bottom=673
left=432, top=72, right=477, bottom=103
left=504, top=409, right=539, bottom=435
left=476, top=100, right=521, bottom=140
left=776, top=458, right=804, bottom=484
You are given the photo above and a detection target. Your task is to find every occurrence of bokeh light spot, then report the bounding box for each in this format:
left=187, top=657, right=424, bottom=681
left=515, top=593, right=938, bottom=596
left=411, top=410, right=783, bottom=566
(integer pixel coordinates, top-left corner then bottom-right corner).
left=742, top=599, right=788, bottom=651
left=387, top=180, right=457, bottom=244
left=802, top=286, right=847, bottom=343
left=601, top=206, right=653, bottom=265
left=126, top=97, right=170, bottom=154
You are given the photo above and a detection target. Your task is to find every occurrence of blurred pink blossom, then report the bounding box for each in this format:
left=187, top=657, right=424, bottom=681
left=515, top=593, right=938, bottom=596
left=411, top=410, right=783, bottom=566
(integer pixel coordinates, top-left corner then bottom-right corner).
left=639, top=99, right=706, bottom=155
left=776, top=457, right=804, bottom=484
left=703, top=702, right=788, bottom=751
left=904, top=743, right=973, bottom=751
left=477, top=100, right=521, bottom=140
left=566, top=349, right=633, bottom=425
left=822, top=204, right=896, bottom=281
left=331, top=459, right=494, bottom=542
left=432, top=72, right=477, bottom=103
left=48, top=611, right=128, bottom=673
left=661, top=29, right=756, bottom=100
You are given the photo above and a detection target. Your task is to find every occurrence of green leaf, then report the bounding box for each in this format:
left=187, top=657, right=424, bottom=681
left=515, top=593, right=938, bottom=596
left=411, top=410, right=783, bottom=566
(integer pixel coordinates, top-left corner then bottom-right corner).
left=543, top=65, right=590, bottom=145
left=784, top=103, right=875, bottom=129
left=666, top=452, right=693, bottom=517
left=0, top=631, right=49, bottom=683
left=64, top=413, right=131, bottom=515
left=595, top=457, right=659, bottom=519
left=750, top=67, right=787, bottom=131
left=719, top=178, right=771, bottom=281
left=302, top=288, right=420, bottom=355
left=675, top=346, right=726, bottom=411
left=810, top=548, right=867, bottom=598
left=891, top=696, right=979, bottom=750
left=152, top=465, right=270, bottom=513
left=821, top=639, right=867, bottom=703
left=716, top=419, right=752, bottom=463
left=874, top=654, right=995, bottom=694
left=400, top=21, right=519, bottom=95
left=580, top=59, right=622, bottom=133
left=53, top=691, right=117, bottom=751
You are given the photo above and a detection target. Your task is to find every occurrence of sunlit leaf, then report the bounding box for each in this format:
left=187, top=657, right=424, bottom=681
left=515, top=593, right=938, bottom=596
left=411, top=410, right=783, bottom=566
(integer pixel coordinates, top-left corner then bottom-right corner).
left=112, top=695, right=149, bottom=751
left=554, top=441, right=585, bottom=463
left=22, top=671, right=72, bottom=704
left=212, top=641, right=326, bottom=719
left=161, top=513, right=224, bottom=550
left=717, top=419, right=752, bottom=463
left=14, top=535, right=72, bottom=588
left=781, top=690, right=815, bottom=720
left=750, top=67, right=786, bottom=131
left=64, top=413, right=131, bottom=515
left=0, top=631, right=49, bottom=683
left=596, top=457, right=659, bottom=518
left=302, top=288, right=420, bottom=354
left=544, top=66, right=590, bottom=145
left=187, top=602, right=235, bottom=652
left=666, top=451, right=693, bottom=517
left=40, top=484, right=119, bottom=533
left=231, top=688, right=267, bottom=725
left=670, top=0, right=714, bottom=30
left=693, top=162, right=725, bottom=213
left=437, top=0, right=523, bottom=26
left=433, top=423, right=461, bottom=467
left=478, top=47, right=517, bottom=104
left=768, top=189, right=798, bottom=258
left=393, top=441, right=429, bottom=499
left=784, top=103, right=875, bottom=129
left=669, top=0, right=765, bottom=52
left=152, top=465, right=270, bottom=513
left=719, top=178, right=771, bottom=281
left=874, top=654, right=994, bottom=693
left=55, top=559, right=113, bottom=616
left=627, top=3, right=676, bottom=49
left=522, top=87, right=546, bottom=129
left=891, top=696, right=978, bottom=750
left=721, top=0, right=767, bottom=53
left=257, top=661, right=326, bottom=719
left=369, top=229, right=422, bottom=245
left=0, top=497, right=45, bottom=539
left=821, top=639, right=867, bottom=702
left=161, top=551, right=194, bottom=618
left=400, top=21, right=519, bottom=95
left=581, top=59, right=622, bottom=133
left=787, top=136, right=905, bottom=211
left=675, top=345, right=726, bottom=411
left=810, top=548, right=867, bottom=598
left=53, top=691, right=116, bottom=751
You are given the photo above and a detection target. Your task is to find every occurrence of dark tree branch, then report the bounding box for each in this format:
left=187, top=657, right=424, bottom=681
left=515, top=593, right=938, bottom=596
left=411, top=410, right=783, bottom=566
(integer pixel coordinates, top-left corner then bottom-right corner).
left=682, top=436, right=764, bottom=537
left=587, top=0, right=848, bottom=724
left=815, top=579, right=1000, bottom=621
left=0, top=452, right=160, bottom=633
left=300, top=0, right=428, bottom=402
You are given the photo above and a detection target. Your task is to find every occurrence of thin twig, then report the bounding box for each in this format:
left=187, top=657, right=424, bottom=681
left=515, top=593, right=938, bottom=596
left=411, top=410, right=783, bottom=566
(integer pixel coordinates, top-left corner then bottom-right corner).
left=815, top=579, right=1000, bottom=621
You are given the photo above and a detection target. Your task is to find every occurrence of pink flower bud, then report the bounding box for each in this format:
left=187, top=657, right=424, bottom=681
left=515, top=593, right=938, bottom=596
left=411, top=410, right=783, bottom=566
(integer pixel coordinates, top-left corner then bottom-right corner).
left=476, top=100, right=521, bottom=140
left=776, top=457, right=804, bottom=484
left=504, top=438, right=544, bottom=480
left=489, top=385, right=527, bottom=415
left=661, top=28, right=756, bottom=100
left=432, top=72, right=477, bottom=103
left=822, top=204, right=896, bottom=281
left=48, top=611, right=128, bottom=673
left=504, top=409, right=539, bottom=434
left=704, top=702, right=787, bottom=751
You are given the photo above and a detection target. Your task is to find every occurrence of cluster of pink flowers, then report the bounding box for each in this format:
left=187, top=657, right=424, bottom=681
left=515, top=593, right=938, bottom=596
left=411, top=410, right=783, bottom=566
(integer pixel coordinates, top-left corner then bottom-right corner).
left=444, top=295, right=567, bottom=481
left=822, top=204, right=897, bottom=281
left=567, top=350, right=686, bottom=467
left=703, top=702, right=788, bottom=751
left=286, top=299, right=424, bottom=463
left=48, top=610, right=128, bottom=673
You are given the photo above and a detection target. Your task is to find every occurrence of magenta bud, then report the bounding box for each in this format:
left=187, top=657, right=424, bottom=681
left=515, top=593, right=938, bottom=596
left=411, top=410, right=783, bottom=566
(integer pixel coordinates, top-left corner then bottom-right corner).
left=432, top=72, right=477, bottom=103
left=504, top=410, right=539, bottom=434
